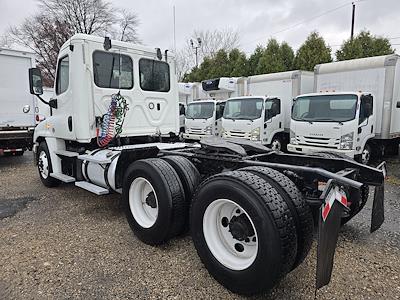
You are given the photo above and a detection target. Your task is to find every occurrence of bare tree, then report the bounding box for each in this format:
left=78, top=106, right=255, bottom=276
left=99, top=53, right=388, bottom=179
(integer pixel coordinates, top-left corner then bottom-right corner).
left=176, top=28, right=240, bottom=81
left=10, top=13, right=73, bottom=86
left=0, top=34, right=13, bottom=48
left=195, top=29, right=240, bottom=59
left=38, top=0, right=115, bottom=35
left=115, top=9, right=140, bottom=43
left=8, top=0, right=140, bottom=86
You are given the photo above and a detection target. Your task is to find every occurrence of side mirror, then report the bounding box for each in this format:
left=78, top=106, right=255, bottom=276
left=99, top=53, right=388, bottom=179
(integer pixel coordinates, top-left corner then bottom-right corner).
left=29, top=68, right=43, bottom=95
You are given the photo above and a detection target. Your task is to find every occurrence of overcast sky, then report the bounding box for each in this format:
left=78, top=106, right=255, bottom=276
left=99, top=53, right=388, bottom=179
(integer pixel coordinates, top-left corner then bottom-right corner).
left=1, top=0, right=399, bottom=55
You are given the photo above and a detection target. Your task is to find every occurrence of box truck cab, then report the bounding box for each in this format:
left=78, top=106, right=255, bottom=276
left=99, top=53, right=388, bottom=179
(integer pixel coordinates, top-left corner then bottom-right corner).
left=182, top=99, right=226, bottom=140
left=221, top=96, right=285, bottom=150
left=288, top=54, right=400, bottom=164
left=288, top=92, right=375, bottom=163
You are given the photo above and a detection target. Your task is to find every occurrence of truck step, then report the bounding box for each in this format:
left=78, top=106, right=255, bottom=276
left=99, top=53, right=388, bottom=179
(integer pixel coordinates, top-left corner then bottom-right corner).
left=50, top=173, right=76, bottom=183
left=54, top=150, right=80, bottom=157
left=78, top=154, right=111, bottom=164
left=75, top=181, right=109, bottom=195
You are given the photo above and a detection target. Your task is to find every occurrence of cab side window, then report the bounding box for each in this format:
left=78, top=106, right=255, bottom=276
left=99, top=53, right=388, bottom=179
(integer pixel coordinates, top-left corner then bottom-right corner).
left=265, top=98, right=281, bottom=120
left=179, top=104, right=185, bottom=115
left=359, top=95, right=373, bottom=124
left=216, top=102, right=226, bottom=119
left=56, top=56, right=69, bottom=95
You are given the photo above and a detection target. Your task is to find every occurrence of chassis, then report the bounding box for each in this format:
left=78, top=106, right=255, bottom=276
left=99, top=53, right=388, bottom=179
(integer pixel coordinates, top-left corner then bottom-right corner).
left=35, top=137, right=386, bottom=295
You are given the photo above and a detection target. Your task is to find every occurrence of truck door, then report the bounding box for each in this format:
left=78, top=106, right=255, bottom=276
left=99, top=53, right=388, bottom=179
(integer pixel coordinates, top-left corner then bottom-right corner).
left=357, top=95, right=375, bottom=151
left=52, top=52, right=76, bottom=140
left=215, top=102, right=225, bottom=136
left=263, top=98, right=282, bottom=144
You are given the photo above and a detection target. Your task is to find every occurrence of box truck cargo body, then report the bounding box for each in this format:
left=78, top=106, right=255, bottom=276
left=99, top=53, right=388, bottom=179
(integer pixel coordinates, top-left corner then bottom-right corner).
left=0, top=48, right=37, bottom=155
left=288, top=55, right=400, bottom=163
left=221, top=71, right=314, bottom=150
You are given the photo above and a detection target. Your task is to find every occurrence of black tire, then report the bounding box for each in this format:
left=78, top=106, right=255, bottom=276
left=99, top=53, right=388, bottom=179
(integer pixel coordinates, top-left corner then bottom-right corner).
left=191, top=171, right=297, bottom=295
left=162, top=156, right=201, bottom=233
left=162, top=156, right=200, bottom=203
left=37, top=142, right=60, bottom=187
left=355, top=144, right=372, bottom=165
left=312, top=151, right=369, bottom=224
left=270, top=135, right=286, bottom=152
left=122, top=158, right=186, bottom=245
left=238, top=166, right=313, bottom=270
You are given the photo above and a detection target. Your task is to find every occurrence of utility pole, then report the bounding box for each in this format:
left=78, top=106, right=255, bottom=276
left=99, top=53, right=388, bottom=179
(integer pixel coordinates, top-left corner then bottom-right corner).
left=190, top=38, right=202, bottom=68
left=351, top=2, right=355, bottom=40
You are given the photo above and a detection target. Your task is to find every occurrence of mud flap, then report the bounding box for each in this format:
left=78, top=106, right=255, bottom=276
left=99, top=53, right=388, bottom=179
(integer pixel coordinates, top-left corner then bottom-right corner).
left=316, top=180, right=348, bottom=290
left=371, top=162, right=386, bottom=233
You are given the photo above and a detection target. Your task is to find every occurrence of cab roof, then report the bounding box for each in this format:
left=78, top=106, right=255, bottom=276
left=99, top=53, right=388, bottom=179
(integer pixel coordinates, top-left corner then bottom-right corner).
left=61, top=33, right=175, bottom=58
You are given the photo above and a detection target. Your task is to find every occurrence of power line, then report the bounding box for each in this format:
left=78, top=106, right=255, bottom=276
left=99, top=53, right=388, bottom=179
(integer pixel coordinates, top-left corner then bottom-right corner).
left=241, top=0, right=366, bottom=48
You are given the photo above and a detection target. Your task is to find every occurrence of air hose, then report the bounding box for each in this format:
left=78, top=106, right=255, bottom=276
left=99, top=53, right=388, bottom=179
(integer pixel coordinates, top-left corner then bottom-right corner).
left=96, top=92, right=129, bottom=147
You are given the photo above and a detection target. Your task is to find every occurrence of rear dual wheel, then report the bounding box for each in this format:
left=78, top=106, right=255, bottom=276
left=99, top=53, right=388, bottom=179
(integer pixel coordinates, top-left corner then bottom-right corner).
left=122, top=156, right=200, bottom=245
left=190, top=170, right=299, bottom=295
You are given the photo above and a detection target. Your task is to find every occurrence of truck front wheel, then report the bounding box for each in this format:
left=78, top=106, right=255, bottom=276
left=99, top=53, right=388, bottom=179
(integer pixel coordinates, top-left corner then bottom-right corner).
left=356, top=144, right=372, bottom=165
left=37, top=142, right=60, bottom=187
left=190, top=171, right=297, bottom=295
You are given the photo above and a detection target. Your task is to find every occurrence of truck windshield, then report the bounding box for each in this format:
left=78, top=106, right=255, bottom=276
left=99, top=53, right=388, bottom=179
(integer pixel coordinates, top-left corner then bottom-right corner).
left=223, top=98, right=263, bottom=120
left=292, top=94, right=358, bottom=122
left=186, top=102, right=214, bottom=119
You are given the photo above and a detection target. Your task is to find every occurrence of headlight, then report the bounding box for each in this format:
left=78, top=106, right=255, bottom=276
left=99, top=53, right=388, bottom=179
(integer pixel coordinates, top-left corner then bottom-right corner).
left=205, top=126, right=212, bottom=135
left=290, top=129, right=297, bottom=144
left=250, top=128, right=260, bottom=141
left=340, top=132, right=354, bottom=150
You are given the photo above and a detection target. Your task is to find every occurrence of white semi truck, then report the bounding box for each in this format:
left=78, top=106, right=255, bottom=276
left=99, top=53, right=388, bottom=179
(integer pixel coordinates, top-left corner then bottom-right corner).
left=288, top=55, right=400, bottom=164
left=28, top=33, right=386, bottom=296
left=0, top=48, right=38, bottom=156
left=221, top=71, right=314, bottom=151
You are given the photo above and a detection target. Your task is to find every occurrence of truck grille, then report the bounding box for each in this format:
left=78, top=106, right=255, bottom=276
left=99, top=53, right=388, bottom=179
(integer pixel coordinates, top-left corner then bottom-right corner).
left=225, top=130, right=250, bottom=139
left=296, top=135, right=340, bottom=149
left=188, top=128, right=206, bottom=135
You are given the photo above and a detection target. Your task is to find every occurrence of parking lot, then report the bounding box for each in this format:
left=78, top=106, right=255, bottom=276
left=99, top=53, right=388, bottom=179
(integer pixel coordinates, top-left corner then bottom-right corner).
left=0, top=153, right=399, bottom=299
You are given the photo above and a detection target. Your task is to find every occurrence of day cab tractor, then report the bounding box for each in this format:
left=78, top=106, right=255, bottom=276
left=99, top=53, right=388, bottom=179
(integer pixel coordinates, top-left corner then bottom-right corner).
left=29, top=34, right=386, bottom=295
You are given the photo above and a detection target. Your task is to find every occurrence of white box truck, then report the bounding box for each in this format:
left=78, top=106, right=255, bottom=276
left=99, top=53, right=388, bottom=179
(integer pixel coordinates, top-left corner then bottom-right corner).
left=288, top=54, right=400, bottom=164
left=181, top=77, right=242, bottom=140
left=182, top=99, right=226, bottom=140
left=0, top=48, right=38, bottom=155
left=221, top=71, right=314, bottom=151
left=27, top=33, right=387, bottom=296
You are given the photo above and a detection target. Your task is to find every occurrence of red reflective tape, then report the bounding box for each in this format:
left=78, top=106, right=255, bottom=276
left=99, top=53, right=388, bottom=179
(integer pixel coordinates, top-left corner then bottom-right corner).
left=341, top=195, right=348, bottom=207
left=322, top=202, right=331, bottom=221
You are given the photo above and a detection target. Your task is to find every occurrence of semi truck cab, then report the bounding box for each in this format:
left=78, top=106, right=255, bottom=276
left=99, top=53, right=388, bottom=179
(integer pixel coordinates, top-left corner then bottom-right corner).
left=221, top=96, right=285, bottom=150
left=288, top=92, right=375, bottom=163
left=183, top=99, right=225, bottom=140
